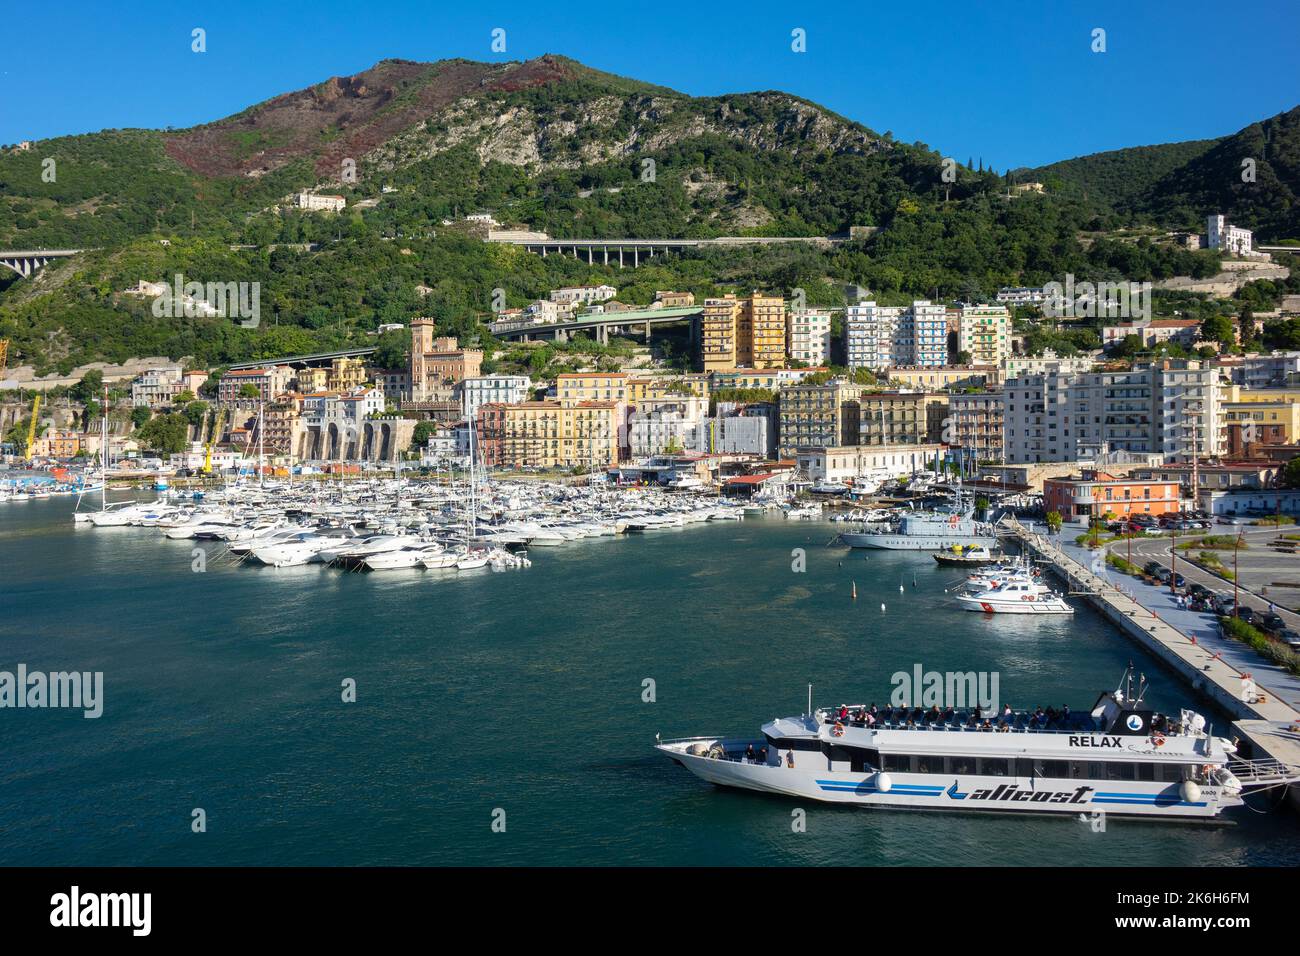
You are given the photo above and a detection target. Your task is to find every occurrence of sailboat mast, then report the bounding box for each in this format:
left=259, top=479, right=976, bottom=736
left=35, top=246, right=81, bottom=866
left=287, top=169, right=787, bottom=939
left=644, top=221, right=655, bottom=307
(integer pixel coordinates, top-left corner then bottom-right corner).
left=257, top=400, right=264, bottom=489
left=101, top=384, right=108, bottom=511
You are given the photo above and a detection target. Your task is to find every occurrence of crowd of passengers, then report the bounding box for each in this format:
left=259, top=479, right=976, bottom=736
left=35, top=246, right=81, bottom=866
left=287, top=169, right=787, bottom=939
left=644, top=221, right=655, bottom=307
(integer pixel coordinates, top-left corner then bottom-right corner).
left=824, top=703, right=1094, bottom=732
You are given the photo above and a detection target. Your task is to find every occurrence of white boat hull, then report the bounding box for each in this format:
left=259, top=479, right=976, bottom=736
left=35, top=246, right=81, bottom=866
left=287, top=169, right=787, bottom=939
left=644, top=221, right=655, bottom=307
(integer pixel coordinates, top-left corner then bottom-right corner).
left=658, top=743, right=1224, bottom=819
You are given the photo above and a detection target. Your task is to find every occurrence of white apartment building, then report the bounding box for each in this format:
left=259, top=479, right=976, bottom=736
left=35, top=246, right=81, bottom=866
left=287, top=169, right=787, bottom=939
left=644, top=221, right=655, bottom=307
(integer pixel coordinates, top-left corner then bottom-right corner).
left=904, top=301, right=949, bottom=366
left=1002, top=349, right=1097, bottom=380
left=526, top=299, right=561, bottom=322
left=1240, top=352, right=1300, bottom=389
left=458, top=375, right=532, bottom=420
left=1003, top=362, right=1223, bottom=464
left=294, top=192, right=346, bottom=212
left=549, top=284, right=617, bottom=306
left=132, top=366, right=202, bottom=408
left=957, top=305, right=1011, bottom=365
left=628, top=398, right=708, bottom=457
left=420, top=426, right=463, bottom=468
left=847, top=300, right=948, bottom=370
left=995, top=287, right=1047, bottom=305
left=796, top=443, right=943, bottom=484
left=301, top=386, right=386, bottom=433
left=1207, top=214, right=1252, bottom=256
left=787, top=308, right=833, bottom=365
left=845, top=301, right=902, bottom=371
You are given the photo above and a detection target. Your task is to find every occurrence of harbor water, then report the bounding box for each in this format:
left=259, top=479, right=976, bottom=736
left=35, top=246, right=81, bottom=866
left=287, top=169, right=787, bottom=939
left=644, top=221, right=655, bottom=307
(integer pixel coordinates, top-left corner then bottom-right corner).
left=3, top=497, right=1299, bottom=865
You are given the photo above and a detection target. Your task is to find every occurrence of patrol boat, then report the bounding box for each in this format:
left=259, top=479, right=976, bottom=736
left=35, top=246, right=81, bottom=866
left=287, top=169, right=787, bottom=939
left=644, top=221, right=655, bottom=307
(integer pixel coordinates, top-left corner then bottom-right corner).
left=656, top=669, right=1300, bottom=820
left=838, top=493, right=997, bottom=551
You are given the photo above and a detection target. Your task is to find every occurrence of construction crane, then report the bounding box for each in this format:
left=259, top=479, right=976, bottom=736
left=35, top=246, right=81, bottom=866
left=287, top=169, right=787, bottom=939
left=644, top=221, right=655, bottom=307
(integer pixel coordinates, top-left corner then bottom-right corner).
left=203, top=406, right=226, bottom=474
left=0, top=338, right=9, bottom=378
left=24, top=393, right=41, bottom=460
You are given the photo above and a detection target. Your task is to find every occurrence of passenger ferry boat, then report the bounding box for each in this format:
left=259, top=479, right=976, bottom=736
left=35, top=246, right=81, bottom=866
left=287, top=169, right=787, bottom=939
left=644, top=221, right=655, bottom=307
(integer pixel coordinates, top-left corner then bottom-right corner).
left=657, top=669, right=1300, bottom=820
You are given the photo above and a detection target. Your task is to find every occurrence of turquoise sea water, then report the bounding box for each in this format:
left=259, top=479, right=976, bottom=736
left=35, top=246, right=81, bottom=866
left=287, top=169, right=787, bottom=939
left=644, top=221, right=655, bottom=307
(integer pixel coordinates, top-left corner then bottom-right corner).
left=2, top=497, right=1299, bottom=866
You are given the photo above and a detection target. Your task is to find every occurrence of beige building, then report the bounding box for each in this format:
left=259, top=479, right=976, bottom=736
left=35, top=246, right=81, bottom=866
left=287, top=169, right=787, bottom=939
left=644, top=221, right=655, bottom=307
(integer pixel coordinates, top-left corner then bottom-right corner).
left=885, top=366, right=1002, bottom=390
left=218, top=366, right=294, bottom=403
left=555, top=372, right=629, bottom=404
left=858, top=392, right=948, bottom=446
left=957, top=305, right=1011, bottom=365
left=654, top=291, right=696, bottom=307
left=294, top=192, right=346, bottom=212
left=625, top=374, right=709, bottom=402
left=410, top=320, right=483, bottom=402
left=778, top=379, right=865, bottom=456
left=796, top=443, right=944, bottom=483
left=948, top=391, right=1005, bottom=463
left=499, top=401, right=619, bottom=470
left=296, top=367, right=328, bottom=392
left=327, top=357, right=368, bottom=392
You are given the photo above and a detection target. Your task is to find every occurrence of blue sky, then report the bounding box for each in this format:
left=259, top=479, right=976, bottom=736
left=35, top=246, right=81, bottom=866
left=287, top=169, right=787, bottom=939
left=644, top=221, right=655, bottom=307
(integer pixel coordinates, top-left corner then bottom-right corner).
left=2, top=0, right=1297, bottom=169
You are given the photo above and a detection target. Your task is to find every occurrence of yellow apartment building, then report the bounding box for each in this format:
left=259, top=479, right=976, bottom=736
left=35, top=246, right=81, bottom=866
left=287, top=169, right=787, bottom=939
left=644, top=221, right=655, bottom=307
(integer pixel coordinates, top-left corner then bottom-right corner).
left=501, top=400, right=619, bottom=469
left=701, top=293, right=788, bottom=372
left=555, top=372, right=629, bottom=404
left=1223, top=400, right=1300, bottom=443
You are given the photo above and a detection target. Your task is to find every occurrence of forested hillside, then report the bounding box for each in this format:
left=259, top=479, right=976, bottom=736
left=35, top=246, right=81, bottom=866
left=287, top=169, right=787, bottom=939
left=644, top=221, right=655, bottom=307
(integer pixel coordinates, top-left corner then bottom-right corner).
left=0, top=55, right=1292, bottom=373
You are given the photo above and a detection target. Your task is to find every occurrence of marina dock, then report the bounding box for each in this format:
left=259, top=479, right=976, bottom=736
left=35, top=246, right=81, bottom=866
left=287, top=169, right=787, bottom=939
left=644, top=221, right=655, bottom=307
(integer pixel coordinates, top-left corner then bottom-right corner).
left=1008, top=518, right=1300, bottom=811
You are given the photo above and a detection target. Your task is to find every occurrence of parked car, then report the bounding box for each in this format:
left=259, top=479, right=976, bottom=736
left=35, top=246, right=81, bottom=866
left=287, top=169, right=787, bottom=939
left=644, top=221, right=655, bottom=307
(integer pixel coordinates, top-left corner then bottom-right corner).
left=1171, top=572, right=1186, bottom=588
left=1153, top=568, right=1173, bottom=584
left=1234, top=606, right=1258, bottom=625
left=1278, top=629, right=1300, bottom=650
left=1261, top=612, right=1287, bottom=634
left=1143, top=560, right=1164, bottom=576
left=1217, top=515, right=1246, bottom=525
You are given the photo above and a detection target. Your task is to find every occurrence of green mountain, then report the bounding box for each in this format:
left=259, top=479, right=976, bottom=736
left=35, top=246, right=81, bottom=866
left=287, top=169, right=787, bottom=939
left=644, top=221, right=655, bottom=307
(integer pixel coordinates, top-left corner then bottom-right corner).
left=1022, top=106, right=1300, bottom=238
left=1019, top=139, right=1218, bottom=211
left=0, top=56, right=1287, bottom=375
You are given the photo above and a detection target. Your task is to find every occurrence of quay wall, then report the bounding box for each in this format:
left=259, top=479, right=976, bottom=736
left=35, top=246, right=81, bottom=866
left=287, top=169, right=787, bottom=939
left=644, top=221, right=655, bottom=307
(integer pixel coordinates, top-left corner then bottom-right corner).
left=1011, top=523, right=1300, bottom=811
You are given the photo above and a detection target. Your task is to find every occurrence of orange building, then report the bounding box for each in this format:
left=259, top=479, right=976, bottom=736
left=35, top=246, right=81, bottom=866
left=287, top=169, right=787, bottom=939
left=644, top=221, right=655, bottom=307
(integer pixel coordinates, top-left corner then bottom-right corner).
left=1042, top=470, right=1181, bottom=521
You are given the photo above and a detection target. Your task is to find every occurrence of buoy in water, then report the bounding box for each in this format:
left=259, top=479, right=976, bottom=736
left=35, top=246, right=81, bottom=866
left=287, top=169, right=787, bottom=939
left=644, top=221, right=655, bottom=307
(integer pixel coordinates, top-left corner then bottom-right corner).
left=881, top=603, right=886, bottom=612
left=852, top=581, right=858, bottom=600
left=899, top=584, right=904, bottom=592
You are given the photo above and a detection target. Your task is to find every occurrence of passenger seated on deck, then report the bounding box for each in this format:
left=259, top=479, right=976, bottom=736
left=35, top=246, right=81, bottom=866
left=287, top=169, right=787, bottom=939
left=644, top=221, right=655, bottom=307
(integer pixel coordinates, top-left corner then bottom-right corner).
left=881, top=705, right=894, bottom=723
left=1045, top=706, right=1058, bottom=727
left=981, top=720, right=994, bottom=732
left=1061, top=705, right=1071, bottom=726
left=912, top=707, right=924, bottom=724
left=926, top=705, right=940, bottom=724
left=997, top=722, right=1011, bottom=733
left=746, top=744, right=756, bottom=762
left=759, top=747, right=768, bottom=763
left=869, top=703, right=879, bottom=718
left=941, top=706, right=955, bottom=724
left=865, top=712, right=877, bottom=728
left=838, top=704, right=849, bottom=722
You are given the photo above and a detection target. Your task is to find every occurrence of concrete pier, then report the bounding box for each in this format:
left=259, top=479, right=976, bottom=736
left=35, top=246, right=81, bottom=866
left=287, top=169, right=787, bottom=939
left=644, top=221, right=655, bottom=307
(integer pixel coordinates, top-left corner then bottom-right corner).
left=1008, top=520, right=1300, bottom=811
